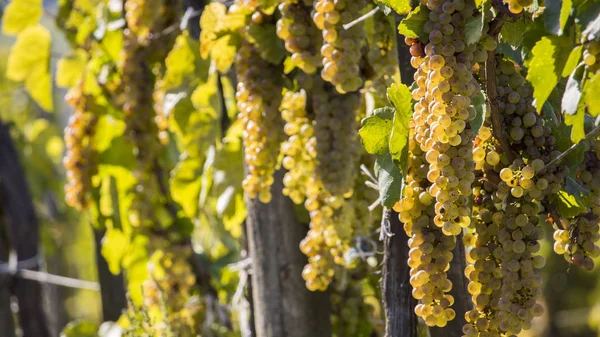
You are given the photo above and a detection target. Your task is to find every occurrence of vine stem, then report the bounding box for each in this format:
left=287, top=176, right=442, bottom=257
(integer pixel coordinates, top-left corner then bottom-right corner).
left=342, top=6, right=379, bottom=30
left=539, top=124, right=600, bottom=173
left=485, top=9, right=518, bottom=162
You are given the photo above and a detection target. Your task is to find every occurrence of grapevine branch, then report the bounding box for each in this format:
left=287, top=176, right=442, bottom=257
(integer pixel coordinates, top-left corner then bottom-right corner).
left=539, top=123, right=600, bottom=173
left=485, top=7, right=518, bottom=162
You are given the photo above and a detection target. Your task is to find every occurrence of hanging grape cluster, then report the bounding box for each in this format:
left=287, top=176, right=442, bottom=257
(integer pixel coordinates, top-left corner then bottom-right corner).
left=462, top=56, right=562, bottom=337
left=63, top=83, right=99, bottom=210
left=277, top=0, right=322, bottom=74
left=313, top=0, right=368, bottom=93
left=236, top=40, right=285, bottom=203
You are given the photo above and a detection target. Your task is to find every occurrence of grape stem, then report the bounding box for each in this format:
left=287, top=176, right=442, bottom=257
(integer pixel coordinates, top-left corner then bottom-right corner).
left=485, top=10, right=518, bottom=163
left=342, top=6, right=379, bottom=30
left=539, top=123, right=600, bottom=173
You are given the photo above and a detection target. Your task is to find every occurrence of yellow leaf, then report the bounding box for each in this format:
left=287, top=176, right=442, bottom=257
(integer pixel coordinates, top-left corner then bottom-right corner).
left=199, top=2, right=227, bottom=58
left=211, top=34, right=240, bottom=72
left=56, top=50, right=89, bottom=88
left=7, top=25, right=50, bottom=81
left=25, top=63, right=53, bottom=111
left=2, top=0, right=43, bottom=35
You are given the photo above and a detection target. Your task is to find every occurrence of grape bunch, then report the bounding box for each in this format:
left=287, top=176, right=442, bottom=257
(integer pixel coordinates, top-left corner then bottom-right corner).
left=463, top=57, right=559, bottom=337
left=236, top=41, right=285, bottom=203
left=583, top=40, right=600, bottom=76
left=64, top=83, right=99, bottom=210
left=312, top=80, right=361, bottom=196
left=395, top=127, right=457, bottom=327
left=410, top=0, right=482, bottom=238
left=501, top=0, right=533, bottom=14
left=280, top=90, right=316, bottom=204
left=142, top=238, right=200, bottom=336
left=124, top=0, right=162, bottom=41
left=553, top=215, right=600, bottom=270
left=277, top=0, right=323, bottom=74
left=365, top=10, right=398, bottom=89
left=313, top=0, right=367, bottom=93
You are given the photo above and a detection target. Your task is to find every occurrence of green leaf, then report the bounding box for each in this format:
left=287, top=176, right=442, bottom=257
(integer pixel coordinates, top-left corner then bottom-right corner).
left=375, top=153, right=403, bottom=208
left=584, top=71, right=600, bottom=117
left=359, top=107, right=394, bottom=155
left=56, top=50, right=88, bottom=88
left=60, top=320, right=99, bottom=337
left=246, top=23, right=286, bottom=65
left=526, top=36, right=573, bottom=112
left=101, top=228, right=129, bottom=275
left=398, top=6, right=430, bottom=42
left=471, top=90, right=486, bottom=135
left=545, top=0, right=573, bottom=35
left=170, top=156, right=203, bottom=218
left=500, top=17, right=529, bottom=49
left=562, top=63, right=584, bottom=116
left=374, top=0, right=411, bottom=15
left=387, top=84, right=412, bottom=175
left=2, top=0, right=43, bottom=35
left=565, top=103, right=585, bottom=143
left=258, top=0, right=278, bottom=13
left=464, top=13, right=484, bottom=45
left=551, top=190, right=587, bottom=218
left=562, top=46, right=583, bottom=77
left=565, top=176, right=590, bottom=199
left=122, top=235, right=149, bottom=304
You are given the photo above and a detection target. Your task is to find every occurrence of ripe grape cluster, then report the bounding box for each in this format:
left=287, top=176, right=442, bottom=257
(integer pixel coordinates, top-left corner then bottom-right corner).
left=277, top=0, right=322, bottom=74
left=365, top=11, right=398, bottom=89
left=463, top=57, right=557, bottom=337
left=236, top=40, right=285, bottom=203
left=553, top=215, right=600, bottom=270
left=313, top=80, right=361, bottom=196
left=410, top=0, right=483, bottom=238
left=313, top=0, right=367, bottom=93
left=64, top=83, right=98, bottom=210
left=395, top=129, right=457, bottom=327
left=142, top=238, right=200, bottom=335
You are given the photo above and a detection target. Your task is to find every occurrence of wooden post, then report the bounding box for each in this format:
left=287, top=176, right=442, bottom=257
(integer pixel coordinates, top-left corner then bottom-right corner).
left=0, top=120, right=50, bottom=337
left=0, top=215, right=15, bottom=337
left=245, top=170, right=331, bottom=337
left=381, top=209, right=417, bottom=337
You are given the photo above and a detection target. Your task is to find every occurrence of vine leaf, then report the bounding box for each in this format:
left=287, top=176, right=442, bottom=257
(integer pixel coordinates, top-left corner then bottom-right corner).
left=584, top=71, right=600, bottom=117
left=565, top=101, right=586, bottom=143
left=545, top=0, right=572, bottom=35
left=246, top=23, right=286, bottom=65
left=374, top=0, right=411, bottom=15
left=60, top=320, right=99, bottom=337
left=563, top=46, right=583, bottom=77
left=471, top=90, right=486, bottom=135
left=562, top=63, right=585, bottom=116
left=500, top=17, right=529, bottom=49
left=200, top=2, right=228, bottom=59
left=551, top=190, right=588, bottom=219
left=375, top=153, right=402, bottom=208
left=212, top=34, right=241, bottom=72
left=526, top=36, right=572, bottom=113
left=359, top=107, right=394, bottom=155
left=388, top=83, right=412, bottom=176
left=56, top=50, right=88, bottom=88
left=464, top=12, right=484, bottom=45
left=1, top=0, right=42, bottom=35
left=7, top=24, right=53, bottom=111
left=398, top=5, right=430, bottom=42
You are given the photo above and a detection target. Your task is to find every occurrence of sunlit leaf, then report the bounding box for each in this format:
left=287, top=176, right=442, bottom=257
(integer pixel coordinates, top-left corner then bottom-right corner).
left=387, top=83, right=412, bottom=175
left=56, top=50, right=89, bottom=88
left=359, top=107, right=394, bottom=155
left=2, top=0, right=43, bottom=35
left=374, top=0, right=410, bottom=15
